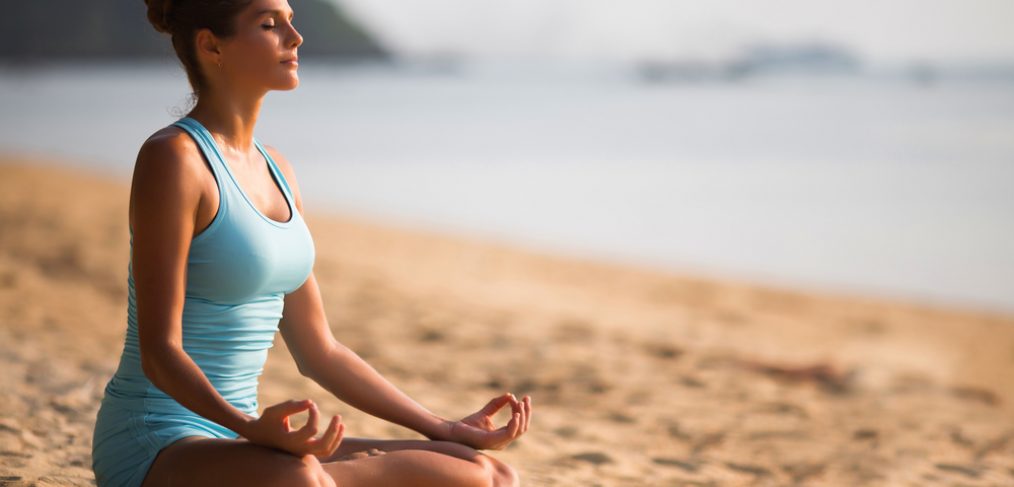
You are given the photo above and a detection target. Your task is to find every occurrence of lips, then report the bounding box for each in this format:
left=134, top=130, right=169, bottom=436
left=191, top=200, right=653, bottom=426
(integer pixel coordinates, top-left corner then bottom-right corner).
left=281, top=56, right=298, bottom=64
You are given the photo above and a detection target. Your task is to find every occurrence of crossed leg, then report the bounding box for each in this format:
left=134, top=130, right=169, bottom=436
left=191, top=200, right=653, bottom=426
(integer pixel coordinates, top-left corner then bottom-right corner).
left=320, top=437, right=518, bottom=486
left=140, top=435, right=519, bottom=487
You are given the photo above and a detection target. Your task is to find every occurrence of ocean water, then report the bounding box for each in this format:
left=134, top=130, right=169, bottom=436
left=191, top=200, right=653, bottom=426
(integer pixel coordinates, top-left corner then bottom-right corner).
left=1, top=60, right=1013, bottom=314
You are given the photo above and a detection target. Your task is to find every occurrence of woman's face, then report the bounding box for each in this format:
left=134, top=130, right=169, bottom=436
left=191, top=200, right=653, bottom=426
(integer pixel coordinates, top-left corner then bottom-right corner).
left=217, top=0, right=303, bottom=92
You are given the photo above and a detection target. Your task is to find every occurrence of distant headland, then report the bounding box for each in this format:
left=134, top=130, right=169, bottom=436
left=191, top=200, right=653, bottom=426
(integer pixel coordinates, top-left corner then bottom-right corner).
left=0, top=0, right=389, bottom=64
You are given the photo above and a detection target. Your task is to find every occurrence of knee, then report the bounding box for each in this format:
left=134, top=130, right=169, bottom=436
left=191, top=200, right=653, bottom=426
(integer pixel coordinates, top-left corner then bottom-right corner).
left=292, top=454, right=337, bottom=487
left=492, top=460, right=520, bottom=487
left=476, top=455, right=520, bottom=487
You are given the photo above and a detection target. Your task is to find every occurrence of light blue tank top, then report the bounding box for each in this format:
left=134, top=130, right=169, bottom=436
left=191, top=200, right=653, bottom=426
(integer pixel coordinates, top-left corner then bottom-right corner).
left=101, top=116, right=316, bottom=419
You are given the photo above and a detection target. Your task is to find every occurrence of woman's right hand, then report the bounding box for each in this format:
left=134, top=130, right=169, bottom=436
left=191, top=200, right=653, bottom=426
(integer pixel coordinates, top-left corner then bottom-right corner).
left=238, top=399, right=344, bottom=457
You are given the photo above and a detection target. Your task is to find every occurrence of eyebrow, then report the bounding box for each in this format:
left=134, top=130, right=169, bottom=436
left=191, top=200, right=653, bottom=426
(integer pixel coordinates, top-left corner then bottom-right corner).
left=254, top=8, right=294, bottom=19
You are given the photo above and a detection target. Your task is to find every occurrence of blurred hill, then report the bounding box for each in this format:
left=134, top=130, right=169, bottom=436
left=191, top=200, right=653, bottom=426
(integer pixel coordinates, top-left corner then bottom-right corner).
left=0, top=0, right=389, bottom=64
left=635, top=41, right=865, bottom=83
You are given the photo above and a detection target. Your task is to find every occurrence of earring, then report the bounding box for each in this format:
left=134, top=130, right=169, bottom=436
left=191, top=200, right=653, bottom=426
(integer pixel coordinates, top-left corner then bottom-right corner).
left=217, top=60, right=222, bottom=68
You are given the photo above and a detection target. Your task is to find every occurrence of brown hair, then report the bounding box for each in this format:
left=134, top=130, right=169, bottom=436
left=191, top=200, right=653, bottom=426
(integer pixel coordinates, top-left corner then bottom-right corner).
left=145, top=0, right=254, bottom=104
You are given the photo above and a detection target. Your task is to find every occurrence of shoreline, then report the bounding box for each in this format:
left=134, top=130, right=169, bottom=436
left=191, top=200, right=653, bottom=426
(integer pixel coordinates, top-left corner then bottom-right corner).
left=5, top=149, right=1010, bottom=321
left=2, top=155, right=1013, bottom=486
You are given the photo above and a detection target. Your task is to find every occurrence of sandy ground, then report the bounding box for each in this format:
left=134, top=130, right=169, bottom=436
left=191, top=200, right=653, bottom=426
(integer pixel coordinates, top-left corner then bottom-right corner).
left=1, top=155, right=1013, bottom=486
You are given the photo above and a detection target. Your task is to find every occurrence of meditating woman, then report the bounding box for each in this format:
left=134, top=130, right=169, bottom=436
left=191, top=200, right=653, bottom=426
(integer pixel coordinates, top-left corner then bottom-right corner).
left=90, top=1, right=531, bottom=485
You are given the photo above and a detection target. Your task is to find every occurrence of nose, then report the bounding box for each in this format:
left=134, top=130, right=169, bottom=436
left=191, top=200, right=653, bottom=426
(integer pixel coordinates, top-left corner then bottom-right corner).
left=288, top=22, right=303, bottom=49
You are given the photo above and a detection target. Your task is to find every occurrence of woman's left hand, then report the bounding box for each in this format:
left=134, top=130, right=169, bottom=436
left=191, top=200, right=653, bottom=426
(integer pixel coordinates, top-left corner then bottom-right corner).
left=445, top=393, right=532, bottom=450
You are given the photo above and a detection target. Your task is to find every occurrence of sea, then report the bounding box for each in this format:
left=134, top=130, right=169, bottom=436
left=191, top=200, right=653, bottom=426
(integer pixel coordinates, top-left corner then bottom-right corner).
left=1, top=58, right=1012, bottom=315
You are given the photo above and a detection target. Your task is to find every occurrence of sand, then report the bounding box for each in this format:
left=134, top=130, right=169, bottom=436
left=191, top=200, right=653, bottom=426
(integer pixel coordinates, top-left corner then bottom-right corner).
left=1, top=155, right=1013, bottom=486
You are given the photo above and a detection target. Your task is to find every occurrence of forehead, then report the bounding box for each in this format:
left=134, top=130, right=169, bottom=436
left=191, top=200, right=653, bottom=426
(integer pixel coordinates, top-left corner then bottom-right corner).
left=244, top=0, right=294, bottom=17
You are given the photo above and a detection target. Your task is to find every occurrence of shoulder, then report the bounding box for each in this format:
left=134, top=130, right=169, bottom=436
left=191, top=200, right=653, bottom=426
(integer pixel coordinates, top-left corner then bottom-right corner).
left=130, top=125, right=207, bottom=213
left=135, top=125, right=205, bottom=179
left=263, top=144, right=304, bottom=214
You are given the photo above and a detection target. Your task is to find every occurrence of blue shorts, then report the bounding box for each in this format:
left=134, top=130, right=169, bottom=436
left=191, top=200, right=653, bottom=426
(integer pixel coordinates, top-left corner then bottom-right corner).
left=91, top=400, right=240, bottom=487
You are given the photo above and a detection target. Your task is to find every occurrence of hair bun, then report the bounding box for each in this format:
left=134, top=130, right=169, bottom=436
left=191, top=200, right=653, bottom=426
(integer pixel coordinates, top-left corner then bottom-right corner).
left=145, top=0, right=174, bottom=34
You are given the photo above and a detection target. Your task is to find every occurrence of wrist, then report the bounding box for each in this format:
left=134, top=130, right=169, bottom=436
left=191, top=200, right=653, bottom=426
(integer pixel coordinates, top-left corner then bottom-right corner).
left=422, top=416, right=455, bottom=442
left=230, top=411, right=258, bottom=438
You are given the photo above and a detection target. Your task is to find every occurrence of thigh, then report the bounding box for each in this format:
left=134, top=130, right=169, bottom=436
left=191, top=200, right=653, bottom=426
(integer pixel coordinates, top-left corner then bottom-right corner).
left=321, top=449, right=492, bottom=487
left=322, top=437, right=518, bottom=487
left=141, top=436, right=330, bottom=487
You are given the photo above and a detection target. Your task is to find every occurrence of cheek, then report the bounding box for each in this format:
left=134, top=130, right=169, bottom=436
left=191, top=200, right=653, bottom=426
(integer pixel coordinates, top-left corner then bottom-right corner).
left=232, top=34, right=279, bottom=72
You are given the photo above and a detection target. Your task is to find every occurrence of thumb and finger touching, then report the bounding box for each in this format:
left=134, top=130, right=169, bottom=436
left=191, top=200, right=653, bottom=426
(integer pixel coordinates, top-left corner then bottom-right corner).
left=478, top=393, right=514, bottom=416
left=472, top=393, right=532, bottom=449
left=291, top=402, right=320, bottom=442
left=261, top=399, right=346, bottom=455
left=291, top=407, right=344, bottom=456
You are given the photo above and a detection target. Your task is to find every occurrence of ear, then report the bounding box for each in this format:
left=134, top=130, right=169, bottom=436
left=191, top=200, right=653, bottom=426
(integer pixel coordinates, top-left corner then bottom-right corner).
left=195, top=28, right=223, bottom=66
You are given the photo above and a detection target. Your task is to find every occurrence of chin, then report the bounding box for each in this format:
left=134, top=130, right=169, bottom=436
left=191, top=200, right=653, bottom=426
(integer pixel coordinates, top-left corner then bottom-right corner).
left=272, top=77, right=300, bottom=91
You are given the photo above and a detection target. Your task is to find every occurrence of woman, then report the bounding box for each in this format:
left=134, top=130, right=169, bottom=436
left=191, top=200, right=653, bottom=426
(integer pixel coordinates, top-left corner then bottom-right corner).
left=90, top=1, right=532, bottom=485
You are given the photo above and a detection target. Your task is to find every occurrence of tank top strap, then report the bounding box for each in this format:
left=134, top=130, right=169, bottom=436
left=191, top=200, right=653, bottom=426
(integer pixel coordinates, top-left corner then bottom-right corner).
left=171, top=116, right=234, bottom=202
left=173, top=116, right=229, bottom=168
left=253, top=138, right=295, bottom=206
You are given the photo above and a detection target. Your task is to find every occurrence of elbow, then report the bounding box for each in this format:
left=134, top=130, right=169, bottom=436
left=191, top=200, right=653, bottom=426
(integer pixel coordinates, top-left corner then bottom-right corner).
left=139, top=341, right=177, bottom=386
left=295, top=361, right=316, bottom=380
left=140, top=349, right=162, bottom=385
left=296, top=355, right=328, bottom=381
left=296, top=340, right=342, bottom=381
left=293, top=351, right=321, bottom=380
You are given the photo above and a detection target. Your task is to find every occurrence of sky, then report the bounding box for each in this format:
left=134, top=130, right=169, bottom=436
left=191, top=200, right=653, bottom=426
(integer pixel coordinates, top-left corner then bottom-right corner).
left=333, top=0, right=1014, bottom=66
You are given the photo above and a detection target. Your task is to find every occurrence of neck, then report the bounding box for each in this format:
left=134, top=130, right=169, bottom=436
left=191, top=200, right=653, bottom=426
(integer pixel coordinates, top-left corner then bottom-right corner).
left=186, top=87, right=266, bottom=157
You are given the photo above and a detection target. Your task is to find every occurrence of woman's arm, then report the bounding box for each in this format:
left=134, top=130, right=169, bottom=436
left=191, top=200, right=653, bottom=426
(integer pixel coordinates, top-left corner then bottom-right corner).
left=281, top=271, right=531, bottom=449
left=131, top=132, right=255, bottom=435
left=270, top=147, right=531, bottom=447
left=263, top=145, right=450, bottom=439
left=279, top=272, right=451, bottom=440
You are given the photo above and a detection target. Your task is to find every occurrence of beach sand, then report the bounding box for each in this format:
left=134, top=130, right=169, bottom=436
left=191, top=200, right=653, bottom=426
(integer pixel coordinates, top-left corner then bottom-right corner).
left=1, top=155, right=1013, bottom=486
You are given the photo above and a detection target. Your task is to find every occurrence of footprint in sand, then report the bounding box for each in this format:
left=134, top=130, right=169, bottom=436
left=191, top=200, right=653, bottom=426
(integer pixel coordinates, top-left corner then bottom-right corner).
left=649, top=345, right=683, bottom=361
left=554, top=425, right=579, bottom=439
left=605, top=411, right=636, bottom=424
left=0, top=419, right=19, bottom=434
left=723, top=461, right=771, bottom=478
left=569, top=451, right=613, bottom=465
left=652, top=457, right=699, bottom=473
left=690, top=432, right=726, bottom=454
left=752, top=401, right=809, bottom=418
left=666, top=421, right=691, bottom=441
left=416, top=328, right=447, bottom=343
left=781, top=462, right=826, bottom=483
left=934, top=462, right=984, bottom=479
left=852, top=429, right=879, bottom=442
left=678, top=375, right=706, bottom=389
left=948, top=386, right=999, bottom=406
